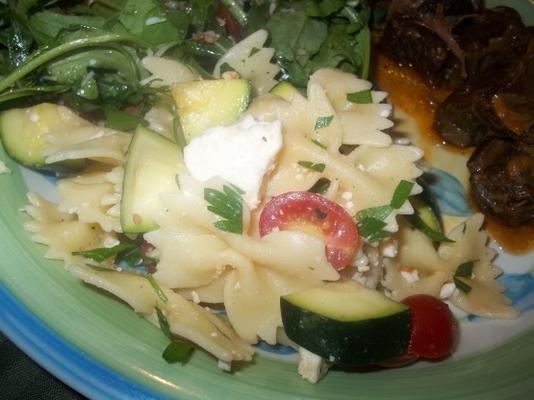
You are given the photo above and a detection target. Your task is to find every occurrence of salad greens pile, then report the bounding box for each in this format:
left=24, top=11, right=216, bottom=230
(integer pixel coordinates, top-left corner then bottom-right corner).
left=0, top=0, right=380, bottom=116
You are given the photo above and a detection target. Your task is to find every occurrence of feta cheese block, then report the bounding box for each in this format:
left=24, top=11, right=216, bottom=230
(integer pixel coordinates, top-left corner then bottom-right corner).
left=184, top=116, right=283, bottom=209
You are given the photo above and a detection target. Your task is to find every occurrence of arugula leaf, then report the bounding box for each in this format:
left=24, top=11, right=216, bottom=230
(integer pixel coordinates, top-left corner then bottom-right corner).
left=117, top=0, right=183, bottom=46
left=347, top=89, right=372, bottom=104
left=315, top=115, right=334, bottom=129
left=308, top=178, right=331, bottom=194
left=298, top=160, right=326, bottom=173
left=305, top=0, right=345, bottom=17
left=204, top=184, right=244, bottom=234
left=104, top=107, right=145, bottom=131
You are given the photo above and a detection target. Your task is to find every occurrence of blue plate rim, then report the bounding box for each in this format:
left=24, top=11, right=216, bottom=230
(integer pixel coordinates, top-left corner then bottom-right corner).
left=0, top=283, right=167, bottom=400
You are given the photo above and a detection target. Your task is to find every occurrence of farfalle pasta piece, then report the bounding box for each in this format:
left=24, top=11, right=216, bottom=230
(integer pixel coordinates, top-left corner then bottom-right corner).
left=140, top=56, right=199, bottom=87
left=214, top=30, right=281, bottom=94
left=383, top=215, right=518, bottom=318
left=56, top=168, right=122, bottom=233
left=23, top=192, right=103, bottom=265
left=68, top=265, right=254, bottom=364
left=309, top=68, right=393, bottom=147
left=439, top=214, right=518, bottom=319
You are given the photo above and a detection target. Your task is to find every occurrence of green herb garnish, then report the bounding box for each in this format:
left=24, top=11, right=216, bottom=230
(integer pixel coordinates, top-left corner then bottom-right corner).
left=311, top=139, right=327, bottom=149
left=347, top=89, right=373, bottom=104
left=308, top=178, right=331, bottom=194
left=104, top=108, right=145, bottom=131
left=147, top=275, right=168, bottom=303
left=162, top=340, right=194, bottom=364
left=298, top=160, right=326, bottom=172
left=314, top=115, right=334, bottom=130
left=204, top=184, right=244, bottom=234
left=219, top=62, right=238, bottom=75
left=453, top=260, right=477, bottom=294
left=356, top=180, right=414, bottom=242
left=156, top=307, right=194, bottom=363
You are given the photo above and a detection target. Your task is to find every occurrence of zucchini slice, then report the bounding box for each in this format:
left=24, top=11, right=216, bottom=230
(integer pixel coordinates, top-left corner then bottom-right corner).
left=171, top=78, right=250, bottom=142
left=269, top=81, right=301, bottom=102
left=0, top=103, right=85, bottom=171
left=281, top=281, right=411, bottom=366
left=121, top=125, right=181, bottom=233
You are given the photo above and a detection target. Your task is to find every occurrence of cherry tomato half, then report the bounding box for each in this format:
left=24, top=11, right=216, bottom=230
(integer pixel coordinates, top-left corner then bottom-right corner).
left=379, top=294, right=458, bottom=368
left=403, top=294, right=458, bottom=360
left=259, top=191, right=360, bottom=270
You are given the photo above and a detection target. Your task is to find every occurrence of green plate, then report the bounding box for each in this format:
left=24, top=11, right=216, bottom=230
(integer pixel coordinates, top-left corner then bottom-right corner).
left=1, top=1, right=534, bottom=398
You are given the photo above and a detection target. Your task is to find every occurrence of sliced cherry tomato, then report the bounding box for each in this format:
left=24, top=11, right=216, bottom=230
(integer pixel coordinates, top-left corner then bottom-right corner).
left=379, top=294, right=458, bottom=368
left=259, top=191, right=360, bottom=270
left=403, top=294, right=458, bottom=360
left=216, top=2, right=242, bottom=40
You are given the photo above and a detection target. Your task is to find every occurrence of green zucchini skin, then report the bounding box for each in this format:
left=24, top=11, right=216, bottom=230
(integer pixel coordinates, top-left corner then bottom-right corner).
left=281, top=295, right=411, bottom=366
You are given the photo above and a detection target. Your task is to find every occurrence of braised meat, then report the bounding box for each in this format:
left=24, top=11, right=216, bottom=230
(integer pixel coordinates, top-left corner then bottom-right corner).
left=468, top=140, right=534, bottom=226
left=380, top=0, right=534, bottom=226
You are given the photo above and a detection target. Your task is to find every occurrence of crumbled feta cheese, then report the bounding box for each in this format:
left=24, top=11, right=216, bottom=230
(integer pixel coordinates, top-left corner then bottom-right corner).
left=297, top=347, right=330, bottom=384
left=439, top=282, right=457, bottom=299
left=357, top=265, right=370, bottom=272
left=341, top=191, right=353, bottom=201
left=345, top=201, right=354, bottom=210
left=0, top=160, right=11, bottom=174
left=400, top=268, right=420, bottom=284
left=184, top=116, right=283, bottom=209
left=380, top=238, right=398, bottom=258
left=191, top=290, right=201, bottom=304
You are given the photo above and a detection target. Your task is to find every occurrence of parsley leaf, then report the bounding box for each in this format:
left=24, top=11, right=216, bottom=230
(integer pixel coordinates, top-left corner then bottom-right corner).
left=356, top=180, right=414, bottom=243
left=162, top=340, right=194, bottom=364
left=205, top=184, right=244, bottom=234
left=347, top=89, right=373, bottom=104
left=390, top=180, right=415, bottom=209
left=453, top=260, right=477, bottom=293
left=311, top=139, right=327, bottom=149
left=73, top=242, right=136, bottom=263
left=308, top=178, right=331, bottom=194
left=314, top=115, right=334, bottom=129
left=156, top=307, right=194, bottom=363
left=298, top=160, right=326, bottom=172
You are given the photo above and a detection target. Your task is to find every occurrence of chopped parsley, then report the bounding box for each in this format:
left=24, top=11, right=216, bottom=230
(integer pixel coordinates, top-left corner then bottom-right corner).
left=156, top=307, right=194, bottom=363
left=204, top=184, right=244, bottom=234
left=298, top=160, right=326, bottom=172
left=453, top=260, right=477, bottom=294
left=311, top=139, right=327, bottom=149
left=147, top=275, right=168, bottom=303
left=314, top=115, right=334, bottom=130
left=356, top=180, right=414, bottom=243
left=346, top=89, right=373, bottom=104
left=308, top=178, right=331, bottom=194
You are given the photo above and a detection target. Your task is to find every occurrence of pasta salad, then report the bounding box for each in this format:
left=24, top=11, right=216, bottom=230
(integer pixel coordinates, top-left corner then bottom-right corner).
left=0, top=1, right=519, bottom=385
